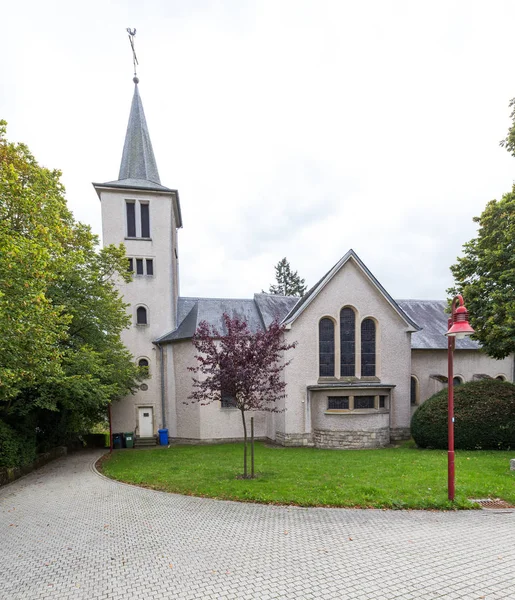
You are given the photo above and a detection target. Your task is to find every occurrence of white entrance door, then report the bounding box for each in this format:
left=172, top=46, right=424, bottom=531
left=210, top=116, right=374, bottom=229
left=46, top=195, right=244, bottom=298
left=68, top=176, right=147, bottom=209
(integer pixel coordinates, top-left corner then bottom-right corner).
left=138, top=407, right=154, bottom=437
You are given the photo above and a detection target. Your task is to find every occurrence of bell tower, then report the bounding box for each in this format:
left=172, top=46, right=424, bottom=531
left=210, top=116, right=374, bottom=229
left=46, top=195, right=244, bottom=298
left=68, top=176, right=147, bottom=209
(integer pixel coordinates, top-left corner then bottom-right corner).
left=93, top=69, right=182, bottom=438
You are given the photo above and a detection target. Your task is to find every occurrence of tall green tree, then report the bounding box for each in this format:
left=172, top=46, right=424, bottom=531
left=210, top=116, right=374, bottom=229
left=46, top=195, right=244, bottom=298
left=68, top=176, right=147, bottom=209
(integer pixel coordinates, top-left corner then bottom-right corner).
left=449, top=185, right=515, bottom=359
left=268, top=257, right=307, bottom=297
left=0, top=121, right=142, bottom=462
left=499, top=97, right=515, bottom=157
left=0, top=120, right=71, bottom=405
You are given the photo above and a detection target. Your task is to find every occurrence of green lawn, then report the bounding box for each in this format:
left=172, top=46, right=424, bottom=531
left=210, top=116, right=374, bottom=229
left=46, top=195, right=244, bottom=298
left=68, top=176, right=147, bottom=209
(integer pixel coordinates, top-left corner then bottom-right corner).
left=99, top=442, right=515, bottom=510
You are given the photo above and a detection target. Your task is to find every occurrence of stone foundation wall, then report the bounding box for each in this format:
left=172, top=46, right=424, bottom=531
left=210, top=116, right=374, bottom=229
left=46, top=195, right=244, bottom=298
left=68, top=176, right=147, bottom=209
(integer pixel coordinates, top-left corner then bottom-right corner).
left=275, top=432, right=314, bottom=447
left=389, top=427, right=411, bottom=442
left=0, top=446, right=67, bottom=487
left=171, top=437, right=268, bottom=445
left=314, top=428, right=389, bottom=449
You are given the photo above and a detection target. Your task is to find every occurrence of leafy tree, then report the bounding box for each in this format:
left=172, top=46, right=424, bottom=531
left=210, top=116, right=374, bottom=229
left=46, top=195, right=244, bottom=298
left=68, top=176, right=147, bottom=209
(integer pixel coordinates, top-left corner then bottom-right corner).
left=0, top=121, right=142, bottom=460
left=449, top=185, right=515, bottom=359
left=188, top=314, right=297, bottom=478
left=0, top=119, right=71, bottom=405
left=499, top=97, right=515, bottom=157
left=268, top=257, right=307, bottom=297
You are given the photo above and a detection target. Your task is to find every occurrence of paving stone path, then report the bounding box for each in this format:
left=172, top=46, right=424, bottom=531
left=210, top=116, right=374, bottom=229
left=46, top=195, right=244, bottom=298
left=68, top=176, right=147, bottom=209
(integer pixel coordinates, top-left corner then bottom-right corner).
left=1, top=450, right=515, bottom=600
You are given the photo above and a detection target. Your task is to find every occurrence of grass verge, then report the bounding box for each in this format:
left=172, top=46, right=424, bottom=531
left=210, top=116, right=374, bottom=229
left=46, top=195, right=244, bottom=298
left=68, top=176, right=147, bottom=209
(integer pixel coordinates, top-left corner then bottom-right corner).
left=98, top=442, right=515, bottom=510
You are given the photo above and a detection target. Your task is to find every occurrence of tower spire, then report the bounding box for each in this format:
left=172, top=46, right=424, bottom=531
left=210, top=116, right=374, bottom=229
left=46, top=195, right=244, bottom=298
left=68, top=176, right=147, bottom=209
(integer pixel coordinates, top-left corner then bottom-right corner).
left=118, top=83, right=161, bottom=184
left=116, top=28, right=161, bottom=185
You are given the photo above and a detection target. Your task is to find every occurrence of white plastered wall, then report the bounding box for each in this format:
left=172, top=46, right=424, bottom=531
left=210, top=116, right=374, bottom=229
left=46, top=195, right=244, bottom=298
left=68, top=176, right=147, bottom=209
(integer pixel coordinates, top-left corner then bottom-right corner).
left=281, top=257, right=413, bottom=438
left=99, top=187, right=179, bottom=435
left=411, top=349, right=514, bottom=407
left=171, top=339, right=269, bottom=441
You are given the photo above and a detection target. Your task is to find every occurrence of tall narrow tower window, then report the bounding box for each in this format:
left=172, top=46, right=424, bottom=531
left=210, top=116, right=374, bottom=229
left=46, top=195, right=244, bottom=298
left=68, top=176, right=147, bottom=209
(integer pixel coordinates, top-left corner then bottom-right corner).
left=136, top=259, right=144, bottom=275
left=146, top=259, right=154, bottom=276
left=126, top=202, right=136, bottom=237
left=140, top=203, right=150, bottom=238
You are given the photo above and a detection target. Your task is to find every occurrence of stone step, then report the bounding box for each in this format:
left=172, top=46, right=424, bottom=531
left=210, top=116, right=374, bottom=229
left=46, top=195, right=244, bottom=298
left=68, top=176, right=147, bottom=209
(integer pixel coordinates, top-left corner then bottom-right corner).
left=134, top=436, right=157, bottom=448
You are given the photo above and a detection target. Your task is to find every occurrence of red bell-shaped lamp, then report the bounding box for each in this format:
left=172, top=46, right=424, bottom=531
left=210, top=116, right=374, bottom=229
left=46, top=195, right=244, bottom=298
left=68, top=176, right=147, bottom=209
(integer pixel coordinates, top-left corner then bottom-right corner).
left=446, top=305, right=475, bottom=339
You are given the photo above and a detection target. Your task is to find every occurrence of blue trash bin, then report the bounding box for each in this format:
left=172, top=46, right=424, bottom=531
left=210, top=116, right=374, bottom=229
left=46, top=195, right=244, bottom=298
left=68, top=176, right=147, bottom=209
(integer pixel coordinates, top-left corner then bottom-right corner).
left=158, top=428, right=169, bottom=445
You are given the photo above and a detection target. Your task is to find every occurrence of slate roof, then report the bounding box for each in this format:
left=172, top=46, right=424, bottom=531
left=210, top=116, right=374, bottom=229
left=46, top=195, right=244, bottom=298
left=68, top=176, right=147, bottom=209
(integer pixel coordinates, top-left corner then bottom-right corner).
left=93, top=80, right=183, bottom=228
left=118, top=82, right=161, bottom=185
left=156, top=297, right=265, bottom=343
left=253, top=293, right=299, bottom=328
left=396, top=300, right=480, bottom=350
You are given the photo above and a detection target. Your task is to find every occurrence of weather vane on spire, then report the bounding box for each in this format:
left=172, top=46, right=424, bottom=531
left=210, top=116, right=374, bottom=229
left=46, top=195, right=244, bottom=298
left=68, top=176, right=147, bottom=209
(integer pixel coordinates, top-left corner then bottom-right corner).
left=127, top=28, right=139, bottom=83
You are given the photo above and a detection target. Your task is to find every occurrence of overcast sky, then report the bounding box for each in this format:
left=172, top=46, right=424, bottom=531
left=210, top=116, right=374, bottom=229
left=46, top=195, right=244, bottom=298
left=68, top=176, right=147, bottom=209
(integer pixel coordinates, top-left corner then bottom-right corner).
left=3, top=0, right=515, bottom=300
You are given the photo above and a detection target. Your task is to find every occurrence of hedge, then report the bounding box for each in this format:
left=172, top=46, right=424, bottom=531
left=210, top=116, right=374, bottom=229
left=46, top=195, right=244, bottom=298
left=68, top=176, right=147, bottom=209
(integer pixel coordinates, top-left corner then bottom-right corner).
left=411, top=379, right=515, bottom=450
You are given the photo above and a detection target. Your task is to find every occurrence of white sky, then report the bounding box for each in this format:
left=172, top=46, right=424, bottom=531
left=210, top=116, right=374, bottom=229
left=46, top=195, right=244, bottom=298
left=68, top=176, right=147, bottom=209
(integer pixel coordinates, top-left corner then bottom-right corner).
left=3, top=0, right=515, bottom=300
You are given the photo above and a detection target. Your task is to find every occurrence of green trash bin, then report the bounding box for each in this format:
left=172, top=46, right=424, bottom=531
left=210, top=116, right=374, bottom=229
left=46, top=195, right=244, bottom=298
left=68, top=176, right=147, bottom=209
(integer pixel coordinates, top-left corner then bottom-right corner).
left=124, top=432, right=134, bottom=449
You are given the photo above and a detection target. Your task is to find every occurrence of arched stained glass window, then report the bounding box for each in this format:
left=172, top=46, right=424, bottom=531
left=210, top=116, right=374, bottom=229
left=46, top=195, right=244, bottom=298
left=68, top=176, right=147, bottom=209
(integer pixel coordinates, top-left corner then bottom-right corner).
left=361, top=318, right=376, bottom=376
left=319, top=318, right=335, bottom=377
left=340, top=308, right=355, bottom=377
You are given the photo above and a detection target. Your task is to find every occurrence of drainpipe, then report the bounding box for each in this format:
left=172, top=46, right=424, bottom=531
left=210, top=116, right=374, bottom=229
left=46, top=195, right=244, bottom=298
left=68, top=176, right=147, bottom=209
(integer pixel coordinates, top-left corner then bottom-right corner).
left=155, top=342, right=166, bottom=429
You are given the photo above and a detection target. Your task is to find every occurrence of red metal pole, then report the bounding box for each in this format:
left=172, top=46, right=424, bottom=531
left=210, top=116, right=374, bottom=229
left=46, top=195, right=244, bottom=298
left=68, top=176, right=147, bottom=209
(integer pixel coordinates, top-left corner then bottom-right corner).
left=108, top=403, right=113, bottom=454
left=447, top=314, right=455, bottom=502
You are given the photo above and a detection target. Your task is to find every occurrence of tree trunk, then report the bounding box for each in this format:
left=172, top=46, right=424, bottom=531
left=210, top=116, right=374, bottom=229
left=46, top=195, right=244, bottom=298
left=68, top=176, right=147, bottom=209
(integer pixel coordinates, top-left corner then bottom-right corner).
left=240, top=408, right=248, bottom=478
left=251, top=416, right=255, bottom=478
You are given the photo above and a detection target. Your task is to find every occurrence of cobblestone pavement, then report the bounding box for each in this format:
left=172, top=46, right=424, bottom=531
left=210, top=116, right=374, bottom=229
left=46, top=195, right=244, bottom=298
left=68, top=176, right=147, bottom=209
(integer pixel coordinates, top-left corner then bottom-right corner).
left=1, top=451, right=515, bottom=600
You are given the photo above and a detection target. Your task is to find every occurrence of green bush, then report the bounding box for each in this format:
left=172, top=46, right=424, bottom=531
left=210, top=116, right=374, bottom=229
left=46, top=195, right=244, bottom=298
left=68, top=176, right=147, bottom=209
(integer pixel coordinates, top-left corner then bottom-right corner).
left=0, top=420, right=37, bottom=468
left=411, top=379, right=515, bottom=450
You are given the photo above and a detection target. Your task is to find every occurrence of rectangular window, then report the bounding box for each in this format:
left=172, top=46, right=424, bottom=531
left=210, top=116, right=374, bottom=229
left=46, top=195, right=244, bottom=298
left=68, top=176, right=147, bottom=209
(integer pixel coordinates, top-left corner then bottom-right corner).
left=354, top=396, right=375, bottom=410
left=146, top=259, right=154, bottom=276
left=379, top=395, right=386, bottom=408
left=328, top=396, right=349, bottom=410
left=140, top=203, right=150, bottom=238
left=126, top=202, right=136, bottom=237
left=127, top=258, right=134, bottom=272
left=221, top=395, right=237, bottom=408
left=136, top=258, right=144, bottom=275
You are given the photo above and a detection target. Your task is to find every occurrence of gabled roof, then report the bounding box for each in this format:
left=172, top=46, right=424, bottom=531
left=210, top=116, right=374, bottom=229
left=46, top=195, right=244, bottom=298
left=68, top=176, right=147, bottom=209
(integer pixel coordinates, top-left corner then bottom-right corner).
left=396, top=300, right=480, bottom=350
left=282, top=249, right=420, bottom=331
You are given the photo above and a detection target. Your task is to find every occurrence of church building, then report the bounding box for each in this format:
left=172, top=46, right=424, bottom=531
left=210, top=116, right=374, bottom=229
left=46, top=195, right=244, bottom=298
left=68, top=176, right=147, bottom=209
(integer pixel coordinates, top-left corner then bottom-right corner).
left=93, top=79, right=514, bottom=449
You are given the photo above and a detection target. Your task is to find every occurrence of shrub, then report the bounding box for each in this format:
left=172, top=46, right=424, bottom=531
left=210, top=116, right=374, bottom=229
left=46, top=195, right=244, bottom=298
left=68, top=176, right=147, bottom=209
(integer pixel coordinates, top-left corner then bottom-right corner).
left=0, top=420, right=37, bottom=468
left=411, top=379, right=515, bottom=450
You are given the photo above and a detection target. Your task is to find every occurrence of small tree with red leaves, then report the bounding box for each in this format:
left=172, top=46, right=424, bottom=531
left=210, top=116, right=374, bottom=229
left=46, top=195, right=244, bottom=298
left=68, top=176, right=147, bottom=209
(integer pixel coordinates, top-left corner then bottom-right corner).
left=188, top=313, right=297, bottom=478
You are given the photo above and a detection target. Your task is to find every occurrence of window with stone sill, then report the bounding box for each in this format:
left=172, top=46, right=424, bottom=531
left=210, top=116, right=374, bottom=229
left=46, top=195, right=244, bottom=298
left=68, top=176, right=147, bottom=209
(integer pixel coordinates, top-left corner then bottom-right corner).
left=340, top=308, right=356, bottom=377
left=221, top=395, right=237, bottom=408
left=410, top=376, right=419, bottom=406
left=319, top=318, right=335, bottom=377
left=126, top=200, right=151, bottom=239
left=128, top=257, right=154, bottom=276
left=221, top=379, right=237, bottom=408
left=136, top=306, right=148, bottom=325
left=327, top=395, right=388, bottom=411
